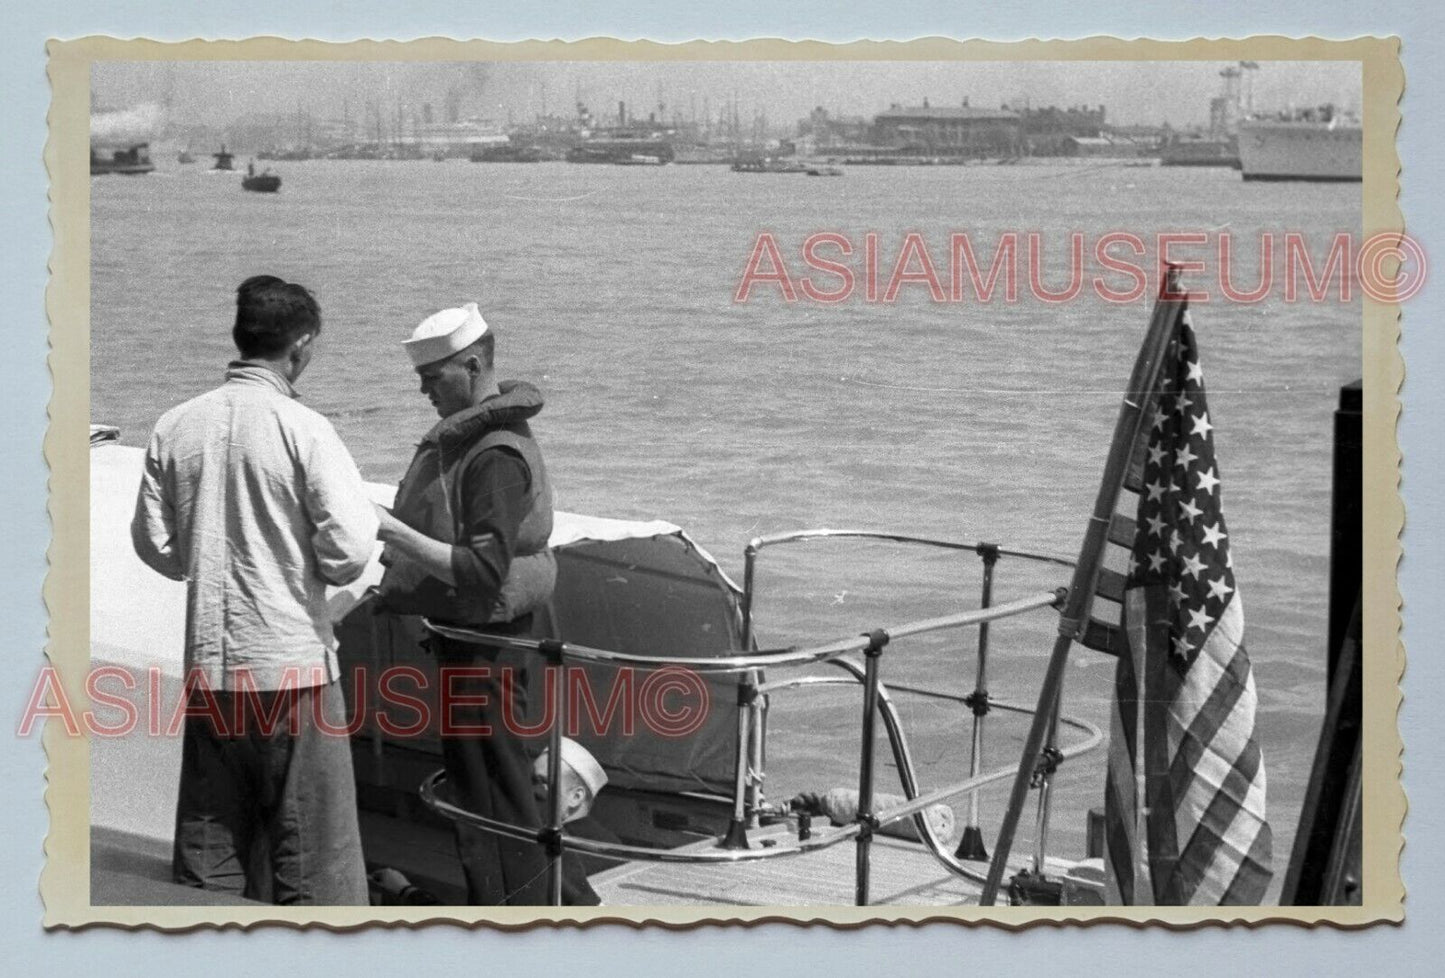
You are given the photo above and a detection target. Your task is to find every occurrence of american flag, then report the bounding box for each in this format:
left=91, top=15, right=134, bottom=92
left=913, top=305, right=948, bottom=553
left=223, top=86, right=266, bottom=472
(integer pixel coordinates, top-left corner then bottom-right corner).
left=1101, top=312, right=1274, bottom=905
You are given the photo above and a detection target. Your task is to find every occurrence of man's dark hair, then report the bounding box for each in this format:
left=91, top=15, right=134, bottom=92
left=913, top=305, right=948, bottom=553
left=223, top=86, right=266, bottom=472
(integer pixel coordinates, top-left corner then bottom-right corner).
left=463, top=331, right=496, bottom=370
left=232, top=275, right=322, bottom=358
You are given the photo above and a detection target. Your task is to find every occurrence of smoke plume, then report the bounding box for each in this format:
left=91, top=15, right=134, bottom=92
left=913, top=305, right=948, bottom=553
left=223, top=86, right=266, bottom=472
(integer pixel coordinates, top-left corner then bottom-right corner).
left=90, top=103, right=164, bottom=142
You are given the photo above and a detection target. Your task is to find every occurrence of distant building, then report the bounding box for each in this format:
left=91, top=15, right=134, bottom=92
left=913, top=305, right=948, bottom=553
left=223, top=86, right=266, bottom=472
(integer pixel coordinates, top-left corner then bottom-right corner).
left=1012, top=104, right=1108, bottom=156
left=1108, top=123, right=1168, bottom=149
left=1062, top=134, right=1146, bottom=158
left=871, top=98, right=1021, bottom=157
left=798, top=107, right=874, bottom=150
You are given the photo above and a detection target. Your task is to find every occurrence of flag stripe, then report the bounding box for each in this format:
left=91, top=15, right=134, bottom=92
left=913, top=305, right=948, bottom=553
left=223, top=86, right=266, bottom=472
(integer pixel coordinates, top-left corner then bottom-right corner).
left=1168, top=639, right=1251, bottom=787
left=1219, top=820, right=1275, bottom=906
left=1101, top=310, right=1272, bottom=906
left=1107, top=513, right=1137, bottom=547
left=1169, top=730, right=1266, bottom=902
left=1082, top=617, right=1124, bottom=655
left=1104, top=759, right=1137, bottom=905
left=1096, top=566, right=1128, bottom=602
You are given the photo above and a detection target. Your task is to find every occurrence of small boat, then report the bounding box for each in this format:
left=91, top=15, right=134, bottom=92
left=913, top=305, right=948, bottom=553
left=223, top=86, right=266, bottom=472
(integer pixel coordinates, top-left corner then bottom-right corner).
left=805, top=165, right=844, bottom=177
left=177, top=149, right=194, bottom=165
left=212, top=146, right=234, bottom=171
left=90, top=143, right=154, bottom=176
left=731, top=156, right=809, bottom=174
left=566, top=140, right=674, bottom=164
left=241, top=162, right=281, bottom=193
left=469, top=144, right=544, bottom=163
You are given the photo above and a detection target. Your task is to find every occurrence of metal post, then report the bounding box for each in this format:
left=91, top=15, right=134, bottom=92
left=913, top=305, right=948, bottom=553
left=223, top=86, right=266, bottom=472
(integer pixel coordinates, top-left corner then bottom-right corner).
left=1032, top=691, right=1063, bottom=874
left=722, top=678, right=754, bottom=849
left=724, top=540, right=763, bottom=848
left=855, top=629, right=889, bottom=906
left=958, top=544, right=998, bottom=861
left=741, top=541, right=759, bottom=651
left=541, top=640, right=566, bottom=907
left=746, top=688, right=766, bottom=820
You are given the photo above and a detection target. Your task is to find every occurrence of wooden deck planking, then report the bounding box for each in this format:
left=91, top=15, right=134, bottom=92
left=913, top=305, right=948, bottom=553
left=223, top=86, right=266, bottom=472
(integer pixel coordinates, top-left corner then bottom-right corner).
left=592, top=827, right=987, bottom=906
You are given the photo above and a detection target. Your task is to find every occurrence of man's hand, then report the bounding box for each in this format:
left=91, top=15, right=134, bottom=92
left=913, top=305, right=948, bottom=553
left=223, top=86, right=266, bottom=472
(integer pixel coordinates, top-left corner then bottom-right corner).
left=374, top=502, right=403, bottom=542
left=369, top=502, right=457, bottom=585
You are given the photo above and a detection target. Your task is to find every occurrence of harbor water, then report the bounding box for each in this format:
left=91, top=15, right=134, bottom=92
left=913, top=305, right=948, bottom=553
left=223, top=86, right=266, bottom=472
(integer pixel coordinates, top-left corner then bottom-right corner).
left=91, top=159, right=1360, bottom=901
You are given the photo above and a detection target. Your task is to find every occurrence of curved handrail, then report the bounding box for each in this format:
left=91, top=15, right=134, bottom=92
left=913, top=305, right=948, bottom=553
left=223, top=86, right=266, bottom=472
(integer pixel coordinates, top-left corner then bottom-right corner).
left=417, top=688, right=1103, bottom=870
left=775, top=662, right=1104, bottom=885
left=422, top=587, right=1065, bottom=673
left=421, top=767, right=864, bottom=863
left=411, top=529, right=1093, bottom=904
left=744, top=528, right=1077, bottom=571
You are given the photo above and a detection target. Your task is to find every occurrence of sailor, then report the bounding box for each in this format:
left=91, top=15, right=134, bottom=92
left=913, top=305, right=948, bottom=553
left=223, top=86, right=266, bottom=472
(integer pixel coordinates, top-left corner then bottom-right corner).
left=131, top=275, right=377, bottom=905
left=532, top=736, right=610, bottom=825
left=532, top=738, right=624, bottom=896
left=372, top=302, right=595, bottom=906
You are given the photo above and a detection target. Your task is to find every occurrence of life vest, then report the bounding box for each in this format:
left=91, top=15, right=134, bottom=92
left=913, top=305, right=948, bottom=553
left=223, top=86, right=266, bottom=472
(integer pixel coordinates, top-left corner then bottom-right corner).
left=377, top=381, right=555, bottom=625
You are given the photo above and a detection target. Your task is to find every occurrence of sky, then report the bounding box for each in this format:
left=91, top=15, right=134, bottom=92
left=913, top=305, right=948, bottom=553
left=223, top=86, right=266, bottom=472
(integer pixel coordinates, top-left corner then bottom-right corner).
left=90, top=59, right=1362, bottom=137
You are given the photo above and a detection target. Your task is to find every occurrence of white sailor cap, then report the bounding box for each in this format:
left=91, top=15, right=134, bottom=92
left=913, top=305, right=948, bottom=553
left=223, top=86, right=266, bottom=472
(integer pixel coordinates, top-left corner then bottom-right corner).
left=550, top=737, right=609, bottom=797
left=403, top=302, right=489, bottom=368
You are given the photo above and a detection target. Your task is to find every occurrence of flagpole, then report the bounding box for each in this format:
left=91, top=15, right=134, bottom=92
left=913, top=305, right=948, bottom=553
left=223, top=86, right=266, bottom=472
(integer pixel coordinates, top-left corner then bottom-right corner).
left=1133, top=625, right=1153, bottom=904
left=979, top=266, right=1185, bottom=906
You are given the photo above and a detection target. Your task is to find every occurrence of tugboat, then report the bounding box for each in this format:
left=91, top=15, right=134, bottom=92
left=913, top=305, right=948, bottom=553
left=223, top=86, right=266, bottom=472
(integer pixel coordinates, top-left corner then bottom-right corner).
left=211, top=145, right=234, bottom=171
left=469, top=143, right=544, bottom=163
left=90, top=143, right=155, bottom=176
left=241, top=161, right=281, bottom=193
left=732, top=154, right=809, bottom=174
left=615, top=153, right=667, bottom=166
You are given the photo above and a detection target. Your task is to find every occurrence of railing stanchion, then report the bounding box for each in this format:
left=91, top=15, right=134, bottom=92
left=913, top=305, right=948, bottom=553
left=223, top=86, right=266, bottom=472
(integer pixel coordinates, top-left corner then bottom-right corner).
left=722, top=541, right=763, bottom=848
left=855, top=629, right=889, bottom=906
left=541, top=639, right=567, bottom=907
left=1032, top=688, right=1063, bottom=875
left=747, top=686, right=766, bottom=821
left=723, top=678, right=754, bottom=849
left=958, top=544, right=999, bottom=861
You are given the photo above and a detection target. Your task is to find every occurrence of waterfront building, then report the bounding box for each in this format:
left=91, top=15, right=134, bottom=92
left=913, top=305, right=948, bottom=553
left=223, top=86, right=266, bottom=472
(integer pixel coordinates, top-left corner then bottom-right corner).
left=871, top=99, right=1021, bottom=157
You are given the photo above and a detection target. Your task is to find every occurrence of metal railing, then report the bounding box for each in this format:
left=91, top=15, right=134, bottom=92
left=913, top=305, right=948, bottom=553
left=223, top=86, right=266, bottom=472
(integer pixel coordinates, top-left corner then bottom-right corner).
left=416, top=529, right=1102, bottom=907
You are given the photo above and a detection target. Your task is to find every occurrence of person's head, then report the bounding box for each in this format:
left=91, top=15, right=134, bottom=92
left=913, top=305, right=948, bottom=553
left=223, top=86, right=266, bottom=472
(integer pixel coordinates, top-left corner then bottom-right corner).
left=232, top=275, right=322, bottom=380
left=404, top=302, right=496, bottom=418
left=532, top=737, right=608, bottom=823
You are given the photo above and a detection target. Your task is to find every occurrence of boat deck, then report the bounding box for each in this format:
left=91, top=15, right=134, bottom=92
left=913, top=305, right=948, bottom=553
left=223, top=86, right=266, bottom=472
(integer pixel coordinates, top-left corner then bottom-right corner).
left=591, top=824, right=989, bottom=906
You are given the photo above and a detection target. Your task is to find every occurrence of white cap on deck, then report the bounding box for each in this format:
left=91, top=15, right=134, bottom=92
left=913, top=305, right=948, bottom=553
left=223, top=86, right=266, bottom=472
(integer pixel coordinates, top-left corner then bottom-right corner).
left=404, top=302, right=489, bottom=367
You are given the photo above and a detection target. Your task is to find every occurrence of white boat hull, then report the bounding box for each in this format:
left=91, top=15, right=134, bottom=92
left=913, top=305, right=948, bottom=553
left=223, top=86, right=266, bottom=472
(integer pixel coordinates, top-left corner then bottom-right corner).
left=1237, top=120, right=1362, bottom=182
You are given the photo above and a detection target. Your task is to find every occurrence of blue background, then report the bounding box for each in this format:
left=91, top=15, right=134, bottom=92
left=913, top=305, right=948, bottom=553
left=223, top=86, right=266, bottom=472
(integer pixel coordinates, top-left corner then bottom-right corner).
left=3, top=3, right=1440, bottom=973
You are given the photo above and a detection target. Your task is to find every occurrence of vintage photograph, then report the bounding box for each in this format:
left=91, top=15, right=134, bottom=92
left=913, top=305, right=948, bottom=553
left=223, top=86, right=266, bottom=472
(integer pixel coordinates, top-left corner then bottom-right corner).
left=45, top=37, right=1402, bottom=926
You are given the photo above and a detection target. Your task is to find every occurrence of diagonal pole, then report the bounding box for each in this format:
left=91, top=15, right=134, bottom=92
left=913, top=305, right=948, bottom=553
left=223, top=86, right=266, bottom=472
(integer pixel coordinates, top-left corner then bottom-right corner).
left=979, top=266, right=1186, bottom=906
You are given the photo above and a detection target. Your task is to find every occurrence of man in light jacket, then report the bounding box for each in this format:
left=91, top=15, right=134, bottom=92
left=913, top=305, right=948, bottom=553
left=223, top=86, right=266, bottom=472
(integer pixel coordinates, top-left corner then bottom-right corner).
left=131, top=274, right=378, bottom=905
